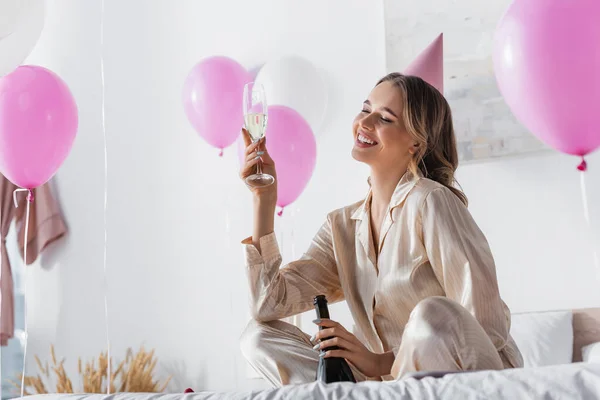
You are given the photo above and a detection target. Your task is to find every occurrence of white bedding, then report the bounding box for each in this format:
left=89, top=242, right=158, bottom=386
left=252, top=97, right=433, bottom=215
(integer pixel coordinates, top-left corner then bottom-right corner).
left=18, top=363, right=600, bottom=400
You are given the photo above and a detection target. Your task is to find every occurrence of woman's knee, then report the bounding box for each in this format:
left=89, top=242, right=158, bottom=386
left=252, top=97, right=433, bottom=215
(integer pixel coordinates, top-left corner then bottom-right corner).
left=240, top=319, right=270, bottom=361
left=240, top=319, right=296, bottom=359
left=411, top=296, right=461, bottom=321
left=405, top=297, right=464, bottom=339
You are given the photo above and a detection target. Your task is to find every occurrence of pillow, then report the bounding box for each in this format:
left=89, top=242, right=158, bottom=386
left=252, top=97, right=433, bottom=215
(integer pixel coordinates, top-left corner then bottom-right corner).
left=582, top=342, right=600, bottom=363
left=510, top=310, right=573, bottom=367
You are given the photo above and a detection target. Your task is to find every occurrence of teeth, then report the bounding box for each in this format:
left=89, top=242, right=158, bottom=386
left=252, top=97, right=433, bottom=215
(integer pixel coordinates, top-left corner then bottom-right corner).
left=358, top=134, right=375, bottom=145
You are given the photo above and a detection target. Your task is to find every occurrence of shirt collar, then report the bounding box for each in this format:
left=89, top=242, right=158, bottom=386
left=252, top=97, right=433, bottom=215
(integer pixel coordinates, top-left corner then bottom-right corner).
left=351, top=169, right=422, bottom=221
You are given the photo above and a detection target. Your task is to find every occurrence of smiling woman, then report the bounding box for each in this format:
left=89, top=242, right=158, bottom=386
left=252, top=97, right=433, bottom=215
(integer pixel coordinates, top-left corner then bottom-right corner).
left=238, top=72, right=523, bottom=387
left=354, top=73, right=468, bottom=207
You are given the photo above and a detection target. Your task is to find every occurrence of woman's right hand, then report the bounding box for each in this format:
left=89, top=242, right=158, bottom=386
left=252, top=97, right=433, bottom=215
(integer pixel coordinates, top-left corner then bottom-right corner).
left=240, top=128, right=278, bottom=204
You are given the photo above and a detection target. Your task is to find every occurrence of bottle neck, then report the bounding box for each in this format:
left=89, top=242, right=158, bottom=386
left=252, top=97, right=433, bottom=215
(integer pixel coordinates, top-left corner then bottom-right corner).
left=317, top=304, right=330, bottom=317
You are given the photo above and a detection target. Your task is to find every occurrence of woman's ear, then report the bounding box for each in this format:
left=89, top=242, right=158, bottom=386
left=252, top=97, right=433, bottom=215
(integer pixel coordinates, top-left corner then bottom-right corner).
left=408, top=142, right=419, bottom=155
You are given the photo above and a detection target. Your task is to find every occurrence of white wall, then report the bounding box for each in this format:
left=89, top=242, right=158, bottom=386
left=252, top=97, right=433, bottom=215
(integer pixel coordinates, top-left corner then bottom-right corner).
left=6, top=0, right=599, bottom=394
left=11, top=0, right=385, bottom=393
left=459, top=151, right=600, bottom=313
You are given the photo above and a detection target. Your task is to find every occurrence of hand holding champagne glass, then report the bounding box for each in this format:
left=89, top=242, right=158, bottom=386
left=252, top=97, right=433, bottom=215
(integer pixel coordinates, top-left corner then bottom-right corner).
left=242, top=82, right=275, bottom=188
left=240, top=83, right=277, bottom=251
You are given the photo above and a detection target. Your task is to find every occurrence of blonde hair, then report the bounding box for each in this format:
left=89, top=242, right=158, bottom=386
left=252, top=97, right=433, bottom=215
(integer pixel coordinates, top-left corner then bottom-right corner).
left=377, top=72, right=467, bottom=206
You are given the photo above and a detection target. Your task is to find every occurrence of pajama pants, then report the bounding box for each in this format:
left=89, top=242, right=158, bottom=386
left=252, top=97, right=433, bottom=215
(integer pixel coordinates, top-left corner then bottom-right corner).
left=240, top=296, right=522, bottom=386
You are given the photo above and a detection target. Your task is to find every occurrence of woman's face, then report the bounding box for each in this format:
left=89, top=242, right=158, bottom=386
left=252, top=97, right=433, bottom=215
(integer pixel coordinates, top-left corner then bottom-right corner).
left=351, top=81, right=418, bottom=168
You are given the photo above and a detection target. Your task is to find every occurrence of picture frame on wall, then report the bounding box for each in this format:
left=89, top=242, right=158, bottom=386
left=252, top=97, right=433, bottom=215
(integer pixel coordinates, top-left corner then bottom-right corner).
left=383, top=0, right=548, bottom=163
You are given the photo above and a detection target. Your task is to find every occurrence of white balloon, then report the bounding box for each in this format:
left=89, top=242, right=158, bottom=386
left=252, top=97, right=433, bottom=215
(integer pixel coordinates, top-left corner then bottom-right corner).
left=255, top=56, right=328, bottom=135
left=0, top=0, right=45, bottom=77
left=0, top=0, right=20, bottom=39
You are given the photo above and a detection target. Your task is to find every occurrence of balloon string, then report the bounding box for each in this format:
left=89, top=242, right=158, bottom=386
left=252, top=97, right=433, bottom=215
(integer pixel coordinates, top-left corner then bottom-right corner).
left=580, top=168, right=600, bottom=281
left=279, top=217, right=284, bottom=265
left=277, top=215, right=293, bottom=325
left=224, top=192, right=233, bottom=315
left=13, top=189, right=32, bottom=398
left=290, top=209, right=301, bottom=329
left=277, top=209, right=301, bottom=328
left=290, top=210, right=296, bottom=261
left=223, top=191, right=238, bottom=387
left=100, top=0, right=112, bottom=393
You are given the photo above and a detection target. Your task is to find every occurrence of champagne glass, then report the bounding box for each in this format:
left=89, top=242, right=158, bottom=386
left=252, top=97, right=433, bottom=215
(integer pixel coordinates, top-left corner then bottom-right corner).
left=243, top=82, right=274, bottom=187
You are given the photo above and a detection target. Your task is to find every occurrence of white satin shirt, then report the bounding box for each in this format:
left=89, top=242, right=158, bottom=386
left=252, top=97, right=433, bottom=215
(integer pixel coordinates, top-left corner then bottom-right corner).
left=243, top=171, right=522, bottom=369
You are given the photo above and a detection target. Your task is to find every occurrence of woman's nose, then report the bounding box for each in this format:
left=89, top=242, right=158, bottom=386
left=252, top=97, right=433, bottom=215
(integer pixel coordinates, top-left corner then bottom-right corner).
left=359, top=115, right=375, bottom=131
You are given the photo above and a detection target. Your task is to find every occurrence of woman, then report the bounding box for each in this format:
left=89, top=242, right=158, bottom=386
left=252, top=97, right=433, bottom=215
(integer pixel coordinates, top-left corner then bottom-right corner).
left=238, top=73, right=523, bottom=387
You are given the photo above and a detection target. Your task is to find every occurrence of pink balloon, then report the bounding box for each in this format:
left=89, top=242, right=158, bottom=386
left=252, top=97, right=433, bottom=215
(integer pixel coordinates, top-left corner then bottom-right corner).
left=493, top=0, right=600, bottom=157
left=183, top=56, right=251, bottom=153
left=0, top=65, right=78, bottom=189
left=238, top=105, right=316, bottom=210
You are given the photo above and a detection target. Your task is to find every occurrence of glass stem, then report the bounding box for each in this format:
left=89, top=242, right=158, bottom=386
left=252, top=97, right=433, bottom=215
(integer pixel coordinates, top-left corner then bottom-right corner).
left=256, top=139, right=263, bottom=175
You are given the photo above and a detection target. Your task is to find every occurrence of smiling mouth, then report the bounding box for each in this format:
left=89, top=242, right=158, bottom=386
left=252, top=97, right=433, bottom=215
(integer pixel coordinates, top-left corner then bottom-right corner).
left=357, top=134, right=378, bottom=146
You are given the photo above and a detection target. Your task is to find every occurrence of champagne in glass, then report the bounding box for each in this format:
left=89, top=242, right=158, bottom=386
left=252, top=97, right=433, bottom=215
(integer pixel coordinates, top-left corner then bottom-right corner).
left=244, top=112, right=268, bottom=141
left=243, top=83, right=275, bottom=188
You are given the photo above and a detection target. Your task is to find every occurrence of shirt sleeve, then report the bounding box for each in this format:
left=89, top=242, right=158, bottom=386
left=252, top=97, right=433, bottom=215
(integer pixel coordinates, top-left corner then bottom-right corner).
left=16, top=183, right=67, bottom=265
left=242, top=215, right=343, bottom=322
left=421, top=187, right=509, bottom=351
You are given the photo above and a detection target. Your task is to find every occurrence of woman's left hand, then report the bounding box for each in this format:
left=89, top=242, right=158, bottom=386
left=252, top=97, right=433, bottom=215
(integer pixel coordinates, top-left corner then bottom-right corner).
left=312, top=319, right=393, bottom=378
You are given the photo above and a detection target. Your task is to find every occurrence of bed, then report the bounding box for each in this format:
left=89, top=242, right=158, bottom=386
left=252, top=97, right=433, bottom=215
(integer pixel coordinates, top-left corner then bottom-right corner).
left=16, top=308, right=600, bottom=400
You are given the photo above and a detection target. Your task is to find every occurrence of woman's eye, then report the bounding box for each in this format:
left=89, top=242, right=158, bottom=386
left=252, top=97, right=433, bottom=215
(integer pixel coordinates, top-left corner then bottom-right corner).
left=381, top=117, right=392, bottom=123
left=361, top=109, right=370, bottom=114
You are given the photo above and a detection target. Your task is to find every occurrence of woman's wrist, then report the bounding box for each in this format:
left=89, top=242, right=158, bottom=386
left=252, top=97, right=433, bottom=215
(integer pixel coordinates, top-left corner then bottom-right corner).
left=253, top=193, right=277, bottom=209
left=252, top=194, right=277, bottom=252
left=377, top=351, right=396, bottom=377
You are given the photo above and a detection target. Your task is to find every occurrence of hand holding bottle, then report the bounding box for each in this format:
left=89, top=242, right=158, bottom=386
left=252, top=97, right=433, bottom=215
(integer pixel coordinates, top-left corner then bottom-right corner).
left=312, top=318, right=395, bottom=379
